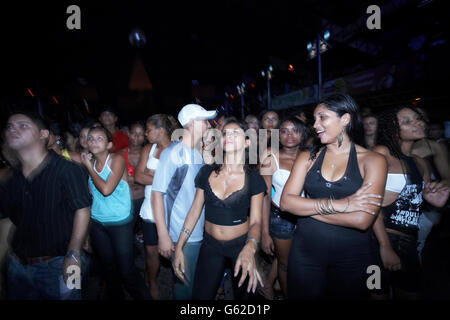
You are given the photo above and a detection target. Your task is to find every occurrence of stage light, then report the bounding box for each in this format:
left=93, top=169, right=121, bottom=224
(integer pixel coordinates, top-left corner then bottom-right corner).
left=129, top=28, right=147, bottom=48
left=324, top=30, right=330, bottom=41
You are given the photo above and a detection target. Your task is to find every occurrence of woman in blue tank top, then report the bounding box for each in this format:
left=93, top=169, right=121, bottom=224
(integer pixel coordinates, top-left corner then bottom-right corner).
left=81, top=125, right=150, bottom=300
left=280, top=94, right=388, bottom=300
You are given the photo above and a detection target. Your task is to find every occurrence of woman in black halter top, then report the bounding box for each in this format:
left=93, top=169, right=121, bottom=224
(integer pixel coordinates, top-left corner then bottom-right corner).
left=280, top=94, right=388, bottom=300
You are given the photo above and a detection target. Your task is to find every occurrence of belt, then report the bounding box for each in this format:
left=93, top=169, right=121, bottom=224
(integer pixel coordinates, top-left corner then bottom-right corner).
left=12, top=253, right=56, bottom=265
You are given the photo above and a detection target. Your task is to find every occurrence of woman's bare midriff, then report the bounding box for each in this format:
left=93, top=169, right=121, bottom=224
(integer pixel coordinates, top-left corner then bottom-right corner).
left=385, top=228, right=410, bottom=238
left=205, top=220, right=249, bottom=241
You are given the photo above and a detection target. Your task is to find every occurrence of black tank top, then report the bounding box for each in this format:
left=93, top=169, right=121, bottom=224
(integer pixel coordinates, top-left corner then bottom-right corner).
left=382, top=156, right=424, bottom=238
left=304, top=143, right=363, bottom=199
left=299, top=143, right=376, bottom=249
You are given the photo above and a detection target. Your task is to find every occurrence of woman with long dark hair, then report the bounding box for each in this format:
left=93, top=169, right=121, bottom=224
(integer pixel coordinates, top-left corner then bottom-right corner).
left=372, top=106, right=449, bottom=299
left=260, top=117, right=309, bottom=299
left=122, top=121, right=146, bottom=225
left=134, top=114, right=176, bottom=299
left=172, top=119, right=266, bottom=300
left=81, top=125, right=151, bottom=300
left=280, top=93, right=387, bottom=299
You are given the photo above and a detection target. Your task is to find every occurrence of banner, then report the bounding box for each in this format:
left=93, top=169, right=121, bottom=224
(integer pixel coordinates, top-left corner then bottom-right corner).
left=272, top=64, right=394, bottom=109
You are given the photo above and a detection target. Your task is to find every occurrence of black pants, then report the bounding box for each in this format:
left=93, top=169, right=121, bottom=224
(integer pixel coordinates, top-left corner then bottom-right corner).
left=287, top=219, right=377, bottom=300
left=89, top=219, right=151, bottom=300
left=378, top=232, right=423, bottom=295
left=192, top=232, right=258, bottom=300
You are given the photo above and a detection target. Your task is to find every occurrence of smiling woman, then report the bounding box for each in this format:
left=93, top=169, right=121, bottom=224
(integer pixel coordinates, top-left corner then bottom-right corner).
left=280, top=93, right=387, bottom=300
left=371, top=106, right=450, bottom=300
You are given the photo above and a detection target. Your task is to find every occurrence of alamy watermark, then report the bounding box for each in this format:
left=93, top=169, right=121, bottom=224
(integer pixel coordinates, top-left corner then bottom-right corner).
left=367, top=5, right=381, bottom=30
left=65, top=265, right=81, bottom=290
left=366, top=265, right=381, bottom=290
left=66, top=5, right=81, bottom=30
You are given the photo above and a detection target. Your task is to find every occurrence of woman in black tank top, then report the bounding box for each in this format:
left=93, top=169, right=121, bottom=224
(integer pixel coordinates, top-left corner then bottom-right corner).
left=172, top=120, right=266, bottom=300
left=372, top=106, right=449, bottom=300
left=280, top=94, right=388, bottom=300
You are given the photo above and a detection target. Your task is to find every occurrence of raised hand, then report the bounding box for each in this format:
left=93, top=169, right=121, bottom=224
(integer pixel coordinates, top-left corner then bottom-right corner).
left=80, top=152, right=93, bottom=168
left=423, top=181, right=450, bottom=208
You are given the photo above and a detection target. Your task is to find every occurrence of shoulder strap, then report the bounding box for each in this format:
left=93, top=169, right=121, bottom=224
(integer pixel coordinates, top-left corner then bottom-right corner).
left=272, top=152, right=280, bottom=170
left=314, top=146, right=327, bottom=168
left=105, top=153, right=112, bottom=170
left=150, top=143, right=157, bottom=157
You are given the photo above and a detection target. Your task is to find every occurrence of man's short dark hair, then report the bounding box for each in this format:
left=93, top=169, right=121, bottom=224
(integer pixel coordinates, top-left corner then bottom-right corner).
left=98, top=105, right=117, bottom=117
left=8, top=110, right=49, bottom=131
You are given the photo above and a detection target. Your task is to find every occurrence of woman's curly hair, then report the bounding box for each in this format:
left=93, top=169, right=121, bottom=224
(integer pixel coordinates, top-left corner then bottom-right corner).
left=377, top=105, right=425, bottom=160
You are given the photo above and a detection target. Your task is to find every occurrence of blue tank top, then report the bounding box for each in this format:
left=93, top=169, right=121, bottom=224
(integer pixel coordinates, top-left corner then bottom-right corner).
left=89, top=154, right=132, bottom=224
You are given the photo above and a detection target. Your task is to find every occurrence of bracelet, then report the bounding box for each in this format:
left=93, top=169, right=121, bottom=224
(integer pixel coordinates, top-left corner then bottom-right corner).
left=181, top=227, right=191, bottom=237
left=65, top=250, right=81, bottom=264
left=330, top=197, right=350, bottom=213
left=246, top=237, right=259, bottom=247
left=316, top=198, right=335, bottom=215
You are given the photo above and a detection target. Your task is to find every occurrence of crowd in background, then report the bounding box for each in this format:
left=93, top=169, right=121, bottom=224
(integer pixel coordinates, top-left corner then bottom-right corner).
left=0, top=93, right=449, bottom=300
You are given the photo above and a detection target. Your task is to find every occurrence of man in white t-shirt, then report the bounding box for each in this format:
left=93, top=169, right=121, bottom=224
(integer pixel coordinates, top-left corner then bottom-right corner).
left=152, top=104, right=216, bottom=299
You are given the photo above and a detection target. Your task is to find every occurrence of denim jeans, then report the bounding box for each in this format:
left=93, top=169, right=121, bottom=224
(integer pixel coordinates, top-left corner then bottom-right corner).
left=172, top=240, right=202, bottom=300
left=269, top=204, right=297, bottom=239
left=7, top=253, right=86, bottom=300
left=89, top=219, right=151, bottom=300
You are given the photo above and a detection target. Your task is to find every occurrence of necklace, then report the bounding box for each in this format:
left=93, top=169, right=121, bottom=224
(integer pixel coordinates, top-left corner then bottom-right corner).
left=223, top=168, right=244, bottom=187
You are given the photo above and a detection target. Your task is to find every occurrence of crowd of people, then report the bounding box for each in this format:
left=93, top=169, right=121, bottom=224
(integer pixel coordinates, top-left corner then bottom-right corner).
left=0, top=93, right=449, bottom=300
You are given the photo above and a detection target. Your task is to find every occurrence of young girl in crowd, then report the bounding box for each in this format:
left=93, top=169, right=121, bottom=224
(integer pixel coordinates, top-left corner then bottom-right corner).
left=173, top=120, right=266, bottom=300
left=362, top=113, right=378, bottom=150
left=134, top=114, right=175, bottom=300
left=372, top=106, right=449, bottom=299
left=260, top=110, right=280, bottom=149
left=260, top=117, right=309, bottom=299
left=81, top=125, right=150, bottom=300
left=122, top=122, right=146, bottom=225
left=48, top=122, right=81, bottom=163
left=281, top=93, right=387, bottom=299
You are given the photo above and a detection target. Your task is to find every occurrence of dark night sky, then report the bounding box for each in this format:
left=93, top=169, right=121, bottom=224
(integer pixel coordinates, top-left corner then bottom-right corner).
left=0, top=0, right=448, bottom=120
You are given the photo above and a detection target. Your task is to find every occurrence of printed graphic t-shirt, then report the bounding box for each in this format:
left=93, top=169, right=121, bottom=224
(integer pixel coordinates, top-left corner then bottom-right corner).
left=152, top=141, right=205, bottom=243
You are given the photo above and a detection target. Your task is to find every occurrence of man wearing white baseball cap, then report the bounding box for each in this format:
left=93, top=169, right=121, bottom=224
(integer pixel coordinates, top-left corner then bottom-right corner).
left=151, top=104, right=216, bottom=299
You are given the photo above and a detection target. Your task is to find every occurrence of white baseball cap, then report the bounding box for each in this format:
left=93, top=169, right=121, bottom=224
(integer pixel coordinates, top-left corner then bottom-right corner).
left=177, top=104, right=217, bottom=127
